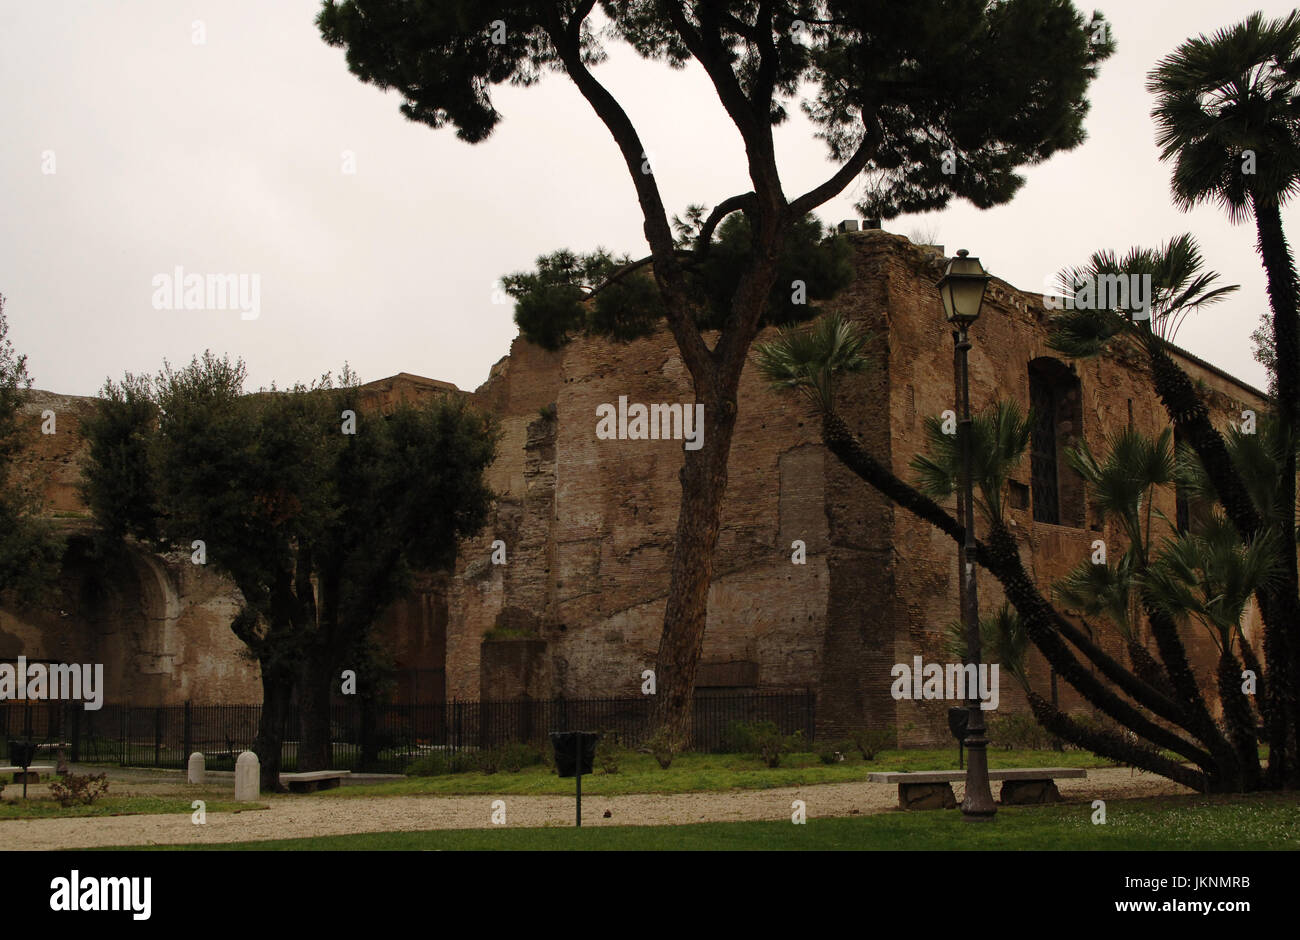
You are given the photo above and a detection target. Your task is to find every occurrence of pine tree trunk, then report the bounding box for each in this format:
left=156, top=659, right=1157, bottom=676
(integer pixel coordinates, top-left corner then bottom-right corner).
left=652, top=395, right=739, bottom=752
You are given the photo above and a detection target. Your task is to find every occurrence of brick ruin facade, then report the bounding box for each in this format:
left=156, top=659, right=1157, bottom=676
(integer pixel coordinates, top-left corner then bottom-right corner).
left=0, top=230, right=1268, bottom=745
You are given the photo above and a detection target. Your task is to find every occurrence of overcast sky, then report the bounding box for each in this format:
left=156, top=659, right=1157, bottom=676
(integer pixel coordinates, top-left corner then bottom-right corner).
left=1, top=0, right=1294, bottom=398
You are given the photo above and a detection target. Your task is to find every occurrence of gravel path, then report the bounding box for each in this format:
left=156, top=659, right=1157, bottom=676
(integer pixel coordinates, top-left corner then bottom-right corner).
left=4, top=767, right=1189, bottom=850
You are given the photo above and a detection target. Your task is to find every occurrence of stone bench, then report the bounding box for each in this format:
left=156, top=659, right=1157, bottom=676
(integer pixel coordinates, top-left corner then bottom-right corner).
left=279, top=770, right=351, bottom=793
left=867, top=768, right=1087, bottom=810
left=0, top=764, right=55, bottom=783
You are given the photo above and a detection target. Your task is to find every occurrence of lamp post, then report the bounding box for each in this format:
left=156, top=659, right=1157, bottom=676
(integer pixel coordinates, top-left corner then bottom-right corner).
left=936, top=249, right=996, bottom=821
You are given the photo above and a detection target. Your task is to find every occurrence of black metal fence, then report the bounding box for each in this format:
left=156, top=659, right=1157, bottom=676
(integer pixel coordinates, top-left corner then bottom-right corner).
left=0, top=690, right=814, bottom=774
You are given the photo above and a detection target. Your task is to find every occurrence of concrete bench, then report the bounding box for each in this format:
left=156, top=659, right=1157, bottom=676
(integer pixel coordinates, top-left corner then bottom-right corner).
left=279, top=770, right=351, bottom=793
left=868, top=767, right=1087, bottom=810
left=0, top=764, right=55, bottom=783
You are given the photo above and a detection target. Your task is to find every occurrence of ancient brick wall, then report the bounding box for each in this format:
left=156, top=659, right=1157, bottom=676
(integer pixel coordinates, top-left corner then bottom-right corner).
left=451, top=229, right=1272, bottom=745
left=2, top=232, right=1272, bottom=735
left=859, top=230, right=1268, bottom=743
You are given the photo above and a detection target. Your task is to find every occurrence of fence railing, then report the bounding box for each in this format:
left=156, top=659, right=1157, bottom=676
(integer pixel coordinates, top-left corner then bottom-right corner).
left=0, top=690, right=815, bottom=774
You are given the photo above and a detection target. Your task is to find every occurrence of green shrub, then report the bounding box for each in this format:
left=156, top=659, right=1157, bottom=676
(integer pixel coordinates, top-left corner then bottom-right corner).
left=720, top=721, right=806, bottom=766
left=754, top=725, right=804, bottom=768
left=721, top=720, right=773, bottom=754
left=407, top=749, right=479, bottom=776
left=816, top=741, right=842, bottom=764
left=641, top=729, right=675, bottom=769
left=495, top=741, right=545, bottom=773
left=597, top=745, right=622, bottom=775
left=986, top=712, right=1053, bottom=750
left=49, top=772, right=110, bottom=807
left=851, top=727, right=894, bottom=761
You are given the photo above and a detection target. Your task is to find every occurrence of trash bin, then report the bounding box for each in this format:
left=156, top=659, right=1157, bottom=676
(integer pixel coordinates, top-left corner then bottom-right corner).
left=7, top=739, right=37, bottom=769
left=947, top=707, right=970, bottom=743
left=549, top=731, right=599, bottom=778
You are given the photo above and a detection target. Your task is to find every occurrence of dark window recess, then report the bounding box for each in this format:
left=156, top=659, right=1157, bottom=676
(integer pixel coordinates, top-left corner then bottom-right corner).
left=1030, top=373, right=1061, bottom=524
left=1173, top=428, right=1205, bottom=534
left=1028, top=358, right=1085, bottom=527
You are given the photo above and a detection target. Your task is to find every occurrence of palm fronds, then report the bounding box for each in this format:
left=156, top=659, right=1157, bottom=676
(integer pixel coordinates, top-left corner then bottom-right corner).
left=754, top=312, right=875, bottom=415
left=910, top=400, right=1031, bottom=523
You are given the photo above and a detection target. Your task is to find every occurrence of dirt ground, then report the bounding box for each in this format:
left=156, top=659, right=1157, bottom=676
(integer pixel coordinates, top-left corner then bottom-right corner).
left=1, top=765, right=1190, bottom=850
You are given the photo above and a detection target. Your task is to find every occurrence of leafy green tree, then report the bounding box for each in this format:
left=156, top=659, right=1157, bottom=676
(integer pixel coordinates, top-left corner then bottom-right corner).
left=1250, top=312, right=1278, bottom=396
left=1148, top=11, right=1300, bottom=787
left=319, top=0, right=1113, bottom=750
left=82, top=354, right=497, bottom=786
left=0, top=294, right=63, bottom=602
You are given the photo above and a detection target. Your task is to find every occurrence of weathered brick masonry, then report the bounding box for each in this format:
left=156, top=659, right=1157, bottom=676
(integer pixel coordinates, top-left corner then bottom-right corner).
left=0, top=230, right=1267, bottom=746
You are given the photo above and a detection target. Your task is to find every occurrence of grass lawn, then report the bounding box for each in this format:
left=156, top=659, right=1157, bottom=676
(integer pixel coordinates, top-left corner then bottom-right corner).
left=0, top=795, right=266, bottom=820
left=322, top=748, right=1113, bottom=798
left=101, top=791, right=1300, bottom=851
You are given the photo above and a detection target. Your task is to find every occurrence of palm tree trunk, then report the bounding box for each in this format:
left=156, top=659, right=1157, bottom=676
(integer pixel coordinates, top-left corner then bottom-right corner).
left=1251, top=197, right=1300, bottom=788
left=1026, top=690, right=1207, bottom=792
left=1139, top=601, right=1238, bottom=778
left=983, top=521, right=1224, bottom=777
left=1239, top=636, right=1269, bottom=733
left=819, top=410, right=1220, bottom=776
left=1127, top=640, right=1174, bottom=698
left=1217, top=650, right=1260, bottom=790
left=1146, top=341, right=1296, bottom=787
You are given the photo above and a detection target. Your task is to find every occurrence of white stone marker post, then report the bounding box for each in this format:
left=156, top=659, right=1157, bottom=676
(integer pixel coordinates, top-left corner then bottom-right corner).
left=188, top=751, right=206, bottom=785
left=234, top=750, right=259, bottom=801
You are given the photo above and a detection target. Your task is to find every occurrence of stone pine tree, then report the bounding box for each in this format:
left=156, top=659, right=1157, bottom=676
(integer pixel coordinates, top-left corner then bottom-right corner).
left=81, top=353, right=497, bottom=787
left=1147, top=11, right=1300, bottom=788
left=0, top=294, right=62, bottom=602
left=319, top=0, right=1114, bottom=752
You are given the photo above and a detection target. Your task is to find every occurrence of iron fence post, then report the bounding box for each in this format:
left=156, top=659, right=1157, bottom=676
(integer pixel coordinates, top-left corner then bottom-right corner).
left=183, top=700, right=192, bottom=764
left=69, top=702, right=81, bottom=763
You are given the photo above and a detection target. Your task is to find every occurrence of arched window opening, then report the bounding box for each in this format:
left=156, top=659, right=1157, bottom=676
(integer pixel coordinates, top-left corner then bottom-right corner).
left=1028, top=358, right=1085, bottom=528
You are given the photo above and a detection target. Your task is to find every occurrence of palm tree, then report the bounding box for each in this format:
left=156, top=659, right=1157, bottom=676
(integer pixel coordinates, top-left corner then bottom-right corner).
left=1056, top=427, right=1175, bottom=679
left=910, top=401, right=1032, bottom=525
left=1144, top=515, right=1281, bottom=780
left=754, top=311, right=876, bottom=416
left=1048, top=233, right=1237, bottom=357
left=757, top=313, right=1223, bottom=791
left=1149, top=12, right=1300, bottom=785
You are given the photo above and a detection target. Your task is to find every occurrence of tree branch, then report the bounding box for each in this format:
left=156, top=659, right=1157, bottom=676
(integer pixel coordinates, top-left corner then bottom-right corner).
left=664, top=1, right=783, bottom=207
left=581, top=250, right=696, bottom=302
left=788, top=118, right=882, bottom=218
left=695, top=193, right=757, bottom=256
left=545, top=4, right=714, bottom=382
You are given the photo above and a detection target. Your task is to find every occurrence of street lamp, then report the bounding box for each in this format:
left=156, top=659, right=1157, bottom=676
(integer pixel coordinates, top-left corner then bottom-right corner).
left=936, top=249, right=996, bottom=821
